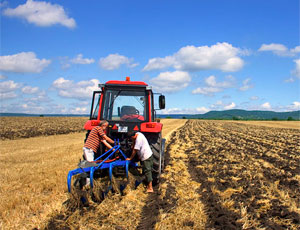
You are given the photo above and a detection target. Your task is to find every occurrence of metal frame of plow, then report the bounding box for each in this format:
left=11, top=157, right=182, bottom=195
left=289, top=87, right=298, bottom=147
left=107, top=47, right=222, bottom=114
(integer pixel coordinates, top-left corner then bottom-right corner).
left=67, top=141, right=138, bottom=193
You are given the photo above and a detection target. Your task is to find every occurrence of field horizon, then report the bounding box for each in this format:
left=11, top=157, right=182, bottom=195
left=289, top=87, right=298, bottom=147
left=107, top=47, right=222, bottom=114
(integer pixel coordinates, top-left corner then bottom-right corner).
left=1, top=108, right=300, bottom=121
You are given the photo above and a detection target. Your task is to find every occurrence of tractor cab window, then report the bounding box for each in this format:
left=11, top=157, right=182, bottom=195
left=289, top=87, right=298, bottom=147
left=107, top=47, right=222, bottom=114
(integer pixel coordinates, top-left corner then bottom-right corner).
left=103, top=90, right=146, bottom=122
left=90, top=91, right=101, bottom=120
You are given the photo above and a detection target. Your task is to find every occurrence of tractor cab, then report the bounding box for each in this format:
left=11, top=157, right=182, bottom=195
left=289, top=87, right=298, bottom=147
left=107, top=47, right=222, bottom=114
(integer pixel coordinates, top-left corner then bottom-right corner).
left=84, top=77, right=165, bottom=136
left=83, top=77, right=165, bottom=159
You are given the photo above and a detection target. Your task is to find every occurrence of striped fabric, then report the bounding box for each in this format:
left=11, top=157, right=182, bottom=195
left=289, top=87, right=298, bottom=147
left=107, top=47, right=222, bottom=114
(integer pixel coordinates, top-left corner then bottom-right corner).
left=84, top=126, right=105, bottom=153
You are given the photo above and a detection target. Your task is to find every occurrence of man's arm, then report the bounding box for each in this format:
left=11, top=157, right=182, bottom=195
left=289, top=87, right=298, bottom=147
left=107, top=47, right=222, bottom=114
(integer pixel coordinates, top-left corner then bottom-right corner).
left=126, top=149, right=137, bottom=161
left=103, top=134, right=114, bottom=145
left=101, top=140, right=113, bottom=149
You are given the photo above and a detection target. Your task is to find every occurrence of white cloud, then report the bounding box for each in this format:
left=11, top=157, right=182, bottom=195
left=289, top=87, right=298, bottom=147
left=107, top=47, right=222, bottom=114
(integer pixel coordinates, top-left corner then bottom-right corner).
left=239, top=78, right=253, bottom=91
left=59, top=56, right=71, bottom=69
left=0, top=52, right=51, bottom=73
left=161, top=107, right=209, bottom=114
left=192, top=75, right=235, bottom=96
left=52, top=78, right=100, bottom=99
left=23, top=90, right=50, bottom=102
left=0, top=100, right=67, bottom=114
left=290, top=101, right=300, bottom=110
left=250, top=96, right=259, bottom=100
left=143, top=42, right=245, bottom=72
left=224, top=102, right=236, bottom=110
left=0, top=80, right=21, bottom=93
left=258, top=101, right=300, bottom=112
left=70, top=107, right=88, bottom=114
left=19, top=101, right=61, bottom=114
left=281, top=101, right=300, bottom=111
left=70, top=54, right=95, bottom=64
left=51, top=104, right=68, bottom=114
left=284, top=77, right=295, bottom=83
left=291, top=46, right=300, bottom=54
left=215, top=100, right=223, bottom=106
left=258, top=43, right=300, bottom=57
left=149, top=71, right=191, bottom=93
left=143, top=56, right=175, bottom=71
left=292, top=59, right=300, bottom=78
left=99, top=54, right=138, bottom=70
left=192, top=86, right=221, bottom=95
left=261, top=102, right=272, bottom=110
left=210, top=100, right=224, bottom=109
left=52, top=77, right=73, bottom=88
left=0, top=91, right=18, bottom=99
left=259, top=43, right=288, bottom=55
left=67, top=101, right=90, bottom=114
left=21, top=102, right=44, bottom=113
left=59, top=54, right=95, bottom=69
left=195, top=107, right=210, bottom=113
left=0, top=80, right=22, bottom=99
left=205, top=75, right=235, bottom=88
left=22, top=86, right=39, bottom=94
left=0, top=74, right=7, bottom=80
left=71, top=101, right=90, bottom=107
left=3, top=0, right=76, bottom=28
left=0, top=81, right=48, bottom=102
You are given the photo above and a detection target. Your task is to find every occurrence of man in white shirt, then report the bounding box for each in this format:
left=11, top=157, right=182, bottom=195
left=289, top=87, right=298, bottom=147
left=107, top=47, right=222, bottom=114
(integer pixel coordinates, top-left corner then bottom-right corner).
left=126, top=131, right=154, bottom=193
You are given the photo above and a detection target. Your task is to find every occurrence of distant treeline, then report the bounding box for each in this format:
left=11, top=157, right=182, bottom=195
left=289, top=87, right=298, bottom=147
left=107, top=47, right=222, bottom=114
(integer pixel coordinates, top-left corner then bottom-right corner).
left=0, top=113, right=89, bottom=117
left=1, top=109, right=300, bottom=121
left=158, top=109, right=300, bottom=121
left=164, top=116, right=299, bottom=121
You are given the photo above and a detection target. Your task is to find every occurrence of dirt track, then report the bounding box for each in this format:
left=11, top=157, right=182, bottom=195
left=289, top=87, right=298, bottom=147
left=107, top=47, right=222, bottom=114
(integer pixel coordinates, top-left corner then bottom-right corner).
left=39, top=120, right=300, bottom=230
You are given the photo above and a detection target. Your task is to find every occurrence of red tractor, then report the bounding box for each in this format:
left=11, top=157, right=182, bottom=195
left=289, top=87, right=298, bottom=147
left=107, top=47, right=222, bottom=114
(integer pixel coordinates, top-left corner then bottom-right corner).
left=83, top=77, right=166, bottom=183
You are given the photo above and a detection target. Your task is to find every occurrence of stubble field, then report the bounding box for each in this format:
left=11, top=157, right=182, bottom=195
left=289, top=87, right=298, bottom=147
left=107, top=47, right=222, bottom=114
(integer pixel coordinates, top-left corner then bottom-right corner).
left=0, top=117, right=87, bottom=140
left=0, top=118, right=299, bottom=229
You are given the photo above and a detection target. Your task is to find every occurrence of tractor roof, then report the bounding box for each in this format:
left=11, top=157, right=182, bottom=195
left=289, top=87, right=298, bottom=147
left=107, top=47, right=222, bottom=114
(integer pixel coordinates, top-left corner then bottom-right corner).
left=105, top=77, right=148, bottom=87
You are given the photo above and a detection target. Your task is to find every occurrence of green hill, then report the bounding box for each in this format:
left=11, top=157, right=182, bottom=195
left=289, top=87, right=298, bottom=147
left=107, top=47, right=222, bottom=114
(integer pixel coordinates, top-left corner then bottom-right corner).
left=189, top=109, right=300, bottom=120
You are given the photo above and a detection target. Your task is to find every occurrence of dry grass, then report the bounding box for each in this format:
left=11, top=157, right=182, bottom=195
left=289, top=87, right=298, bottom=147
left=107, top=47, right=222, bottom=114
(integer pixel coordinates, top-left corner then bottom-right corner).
left=0, top=132, right=85, bottom=229
left=0, top=118, right=185, bottom=230
left=160, top=119, right=187, bottom=139
left=1, top=118, right=299, bottom=229
left=155, top=135, right=206, bottom=229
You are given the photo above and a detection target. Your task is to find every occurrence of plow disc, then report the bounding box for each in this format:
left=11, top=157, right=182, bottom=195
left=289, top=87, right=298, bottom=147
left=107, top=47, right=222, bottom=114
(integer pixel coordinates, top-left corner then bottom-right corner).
left=67, top=142, right=140, bottom=204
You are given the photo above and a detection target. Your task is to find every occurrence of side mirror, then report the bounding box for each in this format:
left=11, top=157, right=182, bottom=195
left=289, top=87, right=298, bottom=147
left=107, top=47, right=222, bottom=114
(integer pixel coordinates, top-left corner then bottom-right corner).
left=159, top=95, right=165, bottom=109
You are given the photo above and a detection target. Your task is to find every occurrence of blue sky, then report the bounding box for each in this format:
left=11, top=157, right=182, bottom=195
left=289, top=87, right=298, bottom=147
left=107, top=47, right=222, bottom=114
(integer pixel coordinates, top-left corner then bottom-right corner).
left=1, top=0, right=299, bottom=114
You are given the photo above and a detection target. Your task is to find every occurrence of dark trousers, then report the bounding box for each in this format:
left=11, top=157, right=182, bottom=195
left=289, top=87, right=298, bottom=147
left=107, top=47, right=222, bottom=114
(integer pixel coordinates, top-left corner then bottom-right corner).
left=141, top=155, right=153, bottom=183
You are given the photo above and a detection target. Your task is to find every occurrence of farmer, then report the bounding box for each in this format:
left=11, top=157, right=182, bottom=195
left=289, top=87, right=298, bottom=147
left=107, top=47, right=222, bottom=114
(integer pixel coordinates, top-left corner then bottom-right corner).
left=126, top=131, right=154, bottom=193
left=83, top=120, right=115, bottom=161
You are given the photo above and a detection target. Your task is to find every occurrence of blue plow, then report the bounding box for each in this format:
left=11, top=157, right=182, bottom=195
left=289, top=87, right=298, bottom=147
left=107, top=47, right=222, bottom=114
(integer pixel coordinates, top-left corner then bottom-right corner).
left=67, top=140, right=138, bottom=193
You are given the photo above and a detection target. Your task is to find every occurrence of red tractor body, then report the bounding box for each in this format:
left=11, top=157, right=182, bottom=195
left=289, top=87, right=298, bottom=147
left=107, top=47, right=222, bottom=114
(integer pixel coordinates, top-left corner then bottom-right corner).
left=84, top=77, right=166, bottom=180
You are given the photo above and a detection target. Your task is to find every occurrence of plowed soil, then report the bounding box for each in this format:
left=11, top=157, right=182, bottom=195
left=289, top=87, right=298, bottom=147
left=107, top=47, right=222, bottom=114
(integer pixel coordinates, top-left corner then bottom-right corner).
left=176, top=120, right=300, bottom=229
